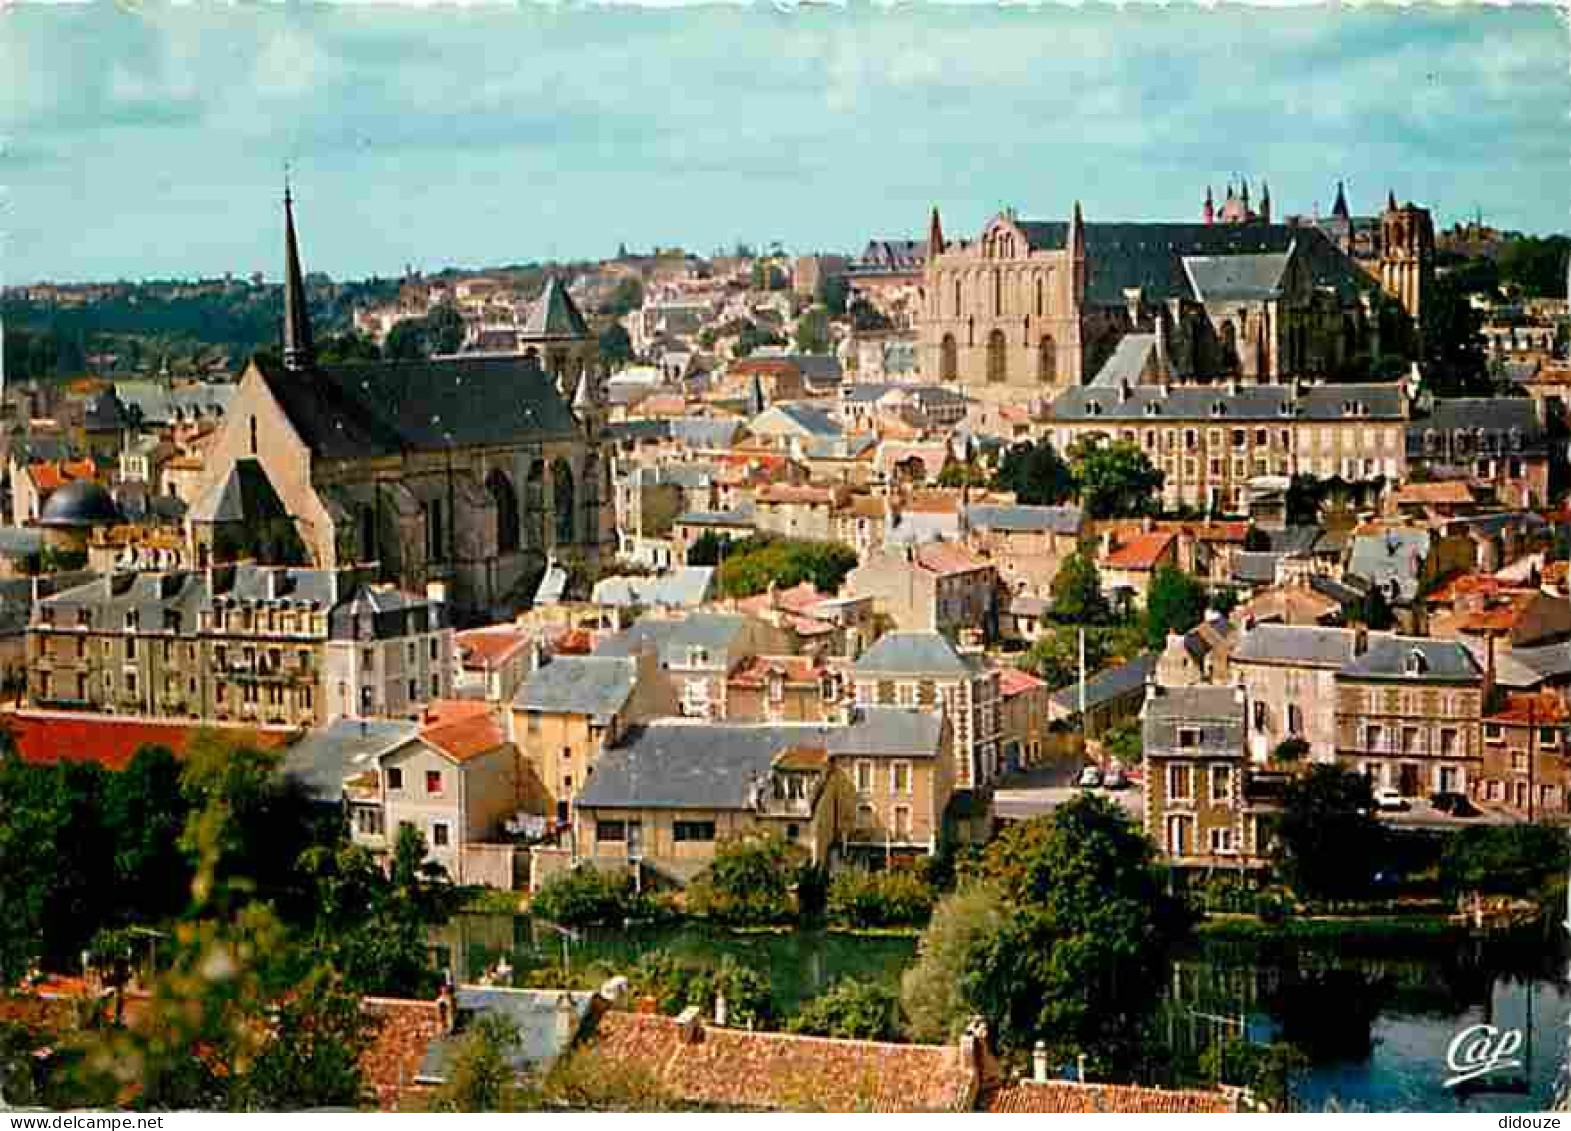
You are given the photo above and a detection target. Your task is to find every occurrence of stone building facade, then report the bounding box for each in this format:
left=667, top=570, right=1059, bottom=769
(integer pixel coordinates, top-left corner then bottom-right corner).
left=915, top=202, right=1417, bottom=399
left=28, top=563, right=453, bottom=727
left=189, top=193, right=612, bottom=623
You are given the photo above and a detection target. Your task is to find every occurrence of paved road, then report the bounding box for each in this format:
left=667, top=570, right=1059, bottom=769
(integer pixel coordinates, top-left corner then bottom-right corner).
left=992, top=761, right=1143, bottom=822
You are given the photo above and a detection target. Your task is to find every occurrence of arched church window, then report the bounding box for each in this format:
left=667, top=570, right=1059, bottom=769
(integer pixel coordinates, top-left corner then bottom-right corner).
left=525, top=460, right=547, bottom=549
left=1035, top=277, right=1044, bottom=317
left=487, top=469, right=520, bottom=554
left=1038, top=335, right=1056, bottom=384
left=953, top=278, right=963, bottom=317
left=987, top=329, right=1007, bottom=384
left=940, top=335, right=958, bottom=383
left=250, top=417, right=258, bottom=456
left=994, top=271, right=1003, bottom=316
left=552, top=459, right=575, bottom=545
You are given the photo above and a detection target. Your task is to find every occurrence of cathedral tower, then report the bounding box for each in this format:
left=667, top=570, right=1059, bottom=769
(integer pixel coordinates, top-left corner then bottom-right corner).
left=1379, top=192, right=1435, bottom=330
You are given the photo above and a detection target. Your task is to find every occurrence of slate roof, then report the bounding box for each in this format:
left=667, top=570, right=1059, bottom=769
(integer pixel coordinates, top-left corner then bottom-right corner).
left=1182, top=252, right=1292, bottom=302
left=1338, top=635, right=1482, bottom=683
left=594, top=612, right=750, bottom=669
left=513, top=655, right=637, bottom=720
left=669, top=419, right=744, bottom=450
left=853, top=630, right=980, bottom=677
left=114, top=381, right=234, bottom=426
left=187, top=458, right=288, bottom=525
left=1232, top=624, right=1360, bottom=669
left=825, top=707, right=945, bottom=757
left=255, top=353, right=579, bottom=460
left=592, top=567, right=715, bottom=608
left=1007, top=220, right=1368, bottom=306
left=0, top=527, right=44, bottom=558
left=750, top=403, right=842, bottom=439
left=1049, top=653, right=1156, bottom=713
left=417, top=988, right=598, bottom=1085
left=673, top=504, right=755, bottom=528
left=1347, top=529, right=1431, bottom=602
left=1144, top=685, right=1246, bottom=755
left=281, top=718, right=419, bottom=803
left=1231, top=550, right=1289, bottom=586
left=1088, top=333, right=1157, bottom=388
left=1412, top=397, right=1545, bottom=438
left=519, top=277, right=590, bottom=340
left=1049, top=380, right=1407, bottom=424
left=577, top=721, right=834, bottom=810
left=38, top=480, right=120, bottom=528
left=964, top=504, right=1083, bottom=536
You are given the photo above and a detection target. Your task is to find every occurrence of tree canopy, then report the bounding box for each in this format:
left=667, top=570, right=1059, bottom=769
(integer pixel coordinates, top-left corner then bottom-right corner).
left=714, top=536, right=858, bottom=598
left=1270, top=765, right=1383, bottom=900
left=993, top=440, right=1075, bottom=506
left=1069, top=439, right=1164, bottom=519
left=1143, top=565, right=1208, bottom=650
left=1049, top=549, right=1110, bottom=626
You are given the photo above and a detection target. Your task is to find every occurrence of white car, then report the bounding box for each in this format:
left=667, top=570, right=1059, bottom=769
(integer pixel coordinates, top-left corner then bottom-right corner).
left=1077, top=765, right=1103, bottom=789
left=1374, top=787, right=1408, bottom=812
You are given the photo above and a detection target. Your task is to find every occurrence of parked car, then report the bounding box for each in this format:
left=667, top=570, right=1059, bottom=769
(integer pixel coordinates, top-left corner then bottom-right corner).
left=1103, top=766, right=1128, bottom=790
left=1430, top=791, right=1478, bottom=818
left=1374, top=787, right=1408, bottom=812
left=1077, top=765, right=1103, bottom=789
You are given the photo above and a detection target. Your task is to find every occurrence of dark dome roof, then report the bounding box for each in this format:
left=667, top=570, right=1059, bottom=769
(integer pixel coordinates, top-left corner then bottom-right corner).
left=39, top=480, right=121, bottom=528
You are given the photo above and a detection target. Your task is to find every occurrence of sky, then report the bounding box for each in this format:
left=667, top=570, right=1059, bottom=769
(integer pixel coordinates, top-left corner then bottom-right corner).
left=2, top=2, right=1566, bottom=284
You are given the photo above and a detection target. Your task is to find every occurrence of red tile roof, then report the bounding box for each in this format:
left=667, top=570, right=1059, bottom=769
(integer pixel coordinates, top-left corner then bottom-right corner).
left=360, top=997, right=444, bottom=1111
left=1394, top=481, right=1475, bottom=506
left=728, top=654, right=827, bottom=688
left=985, top=1079, right=1237, bottom=1113
left=1456, top=592, right=1539, bottom=635
left=3, top=712, right=291, bottom=772
left=418, top=701, right=507, bottom=764
left=1488, top=690, right=1571, bottom=726
left=584, top=1011, right=976, bottom=1112
left=915, top=542, right=988, bottom=576
left=456, top=626, right=532, bottom=670
left=996, top=667, right=1047, bottom=698
left=1103, top=532, right=1175, bottom=571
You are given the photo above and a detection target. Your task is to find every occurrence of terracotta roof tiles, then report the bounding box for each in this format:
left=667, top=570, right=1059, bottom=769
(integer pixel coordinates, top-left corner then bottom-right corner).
left=3, top=712, right=291, bottom=772
left=418, top=701, right=508, bottom=763
left=985, top=1079, right=1237, bottom=1113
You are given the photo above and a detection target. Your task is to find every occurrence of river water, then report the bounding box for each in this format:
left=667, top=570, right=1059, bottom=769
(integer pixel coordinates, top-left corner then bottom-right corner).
left=435, top=913, right=1571, bottom=1112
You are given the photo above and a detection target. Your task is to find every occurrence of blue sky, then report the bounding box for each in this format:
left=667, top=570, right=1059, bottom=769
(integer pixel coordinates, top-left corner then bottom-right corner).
left=3, top=2, right=1565, bottom=284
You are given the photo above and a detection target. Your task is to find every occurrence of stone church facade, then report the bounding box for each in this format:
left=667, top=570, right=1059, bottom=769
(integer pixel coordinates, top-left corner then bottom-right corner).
left=189, top=192, right=612, bottom=623
left=915, top=198, right=1427, bottom=401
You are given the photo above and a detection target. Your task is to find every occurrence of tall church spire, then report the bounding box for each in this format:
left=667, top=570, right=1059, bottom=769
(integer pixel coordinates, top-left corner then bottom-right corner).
left=1203, top=185, right=1215, bottom=225
left=1332, top=181, right=1350, bottom=221
left=1259, top=180, right=1272, bottom=224
left=927, top=206, right=945, bottom=256
left=282, top=182, right=314, bottom=371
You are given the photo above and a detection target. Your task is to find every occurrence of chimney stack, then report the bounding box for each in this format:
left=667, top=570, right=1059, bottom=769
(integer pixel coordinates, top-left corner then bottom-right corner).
left=714, top=992, right=728, bottom=1028
left=1354, top=626, right=1369, bottom=656
left=554, top=993, right=577, bottom=1047
left=675, top=1004, right=704, bottom=1045
left=1033, top=1041, right=1049, bottom=1084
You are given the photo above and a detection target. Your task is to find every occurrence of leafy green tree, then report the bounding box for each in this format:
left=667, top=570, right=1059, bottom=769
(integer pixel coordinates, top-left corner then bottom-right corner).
left=825, top=869, right=936, bottom=928
left=1018, top=625, right=1109, bottom=692
left=239, top=969, right=371, bottom=1111
left=1199, top=1038, right=1308, bottom=1112
left=383, top=317, right=430, bottom=361
left=1270, top=765, right=1382, bottom=901
left=1439, top=824, right=1569, bottom=898
left=788, top=979, right=900, bottom=1041
left=1423, top=272, right=1491, bottom=396
left=815, top=273, right=850, bottom=317
left=429, top=1013, right=522, bottom=1112
left=900, top=885, right=1010, bottom=1043
left=1069, top=439, right=1164, bottom=519
left=1272, top=737, right=1310, bottom=764
left=630, top=950, right=773, bottom=1030
left=715, top=536, right=858, bottom=598
left=102, top=745, right=193, bottom=919
left=686, top=833, right=805, bottom=924
left=1143, top=565, right=1208, bottom=650
left=735, top=321, right=785, bottom=357
left=686, top=529, right=732, bottom=567
left=963, top=794, right=1190, bottom=1070
left=598, top=322, right=634, bottom=368
left=425, top=303, right=466, bottom=355
left=1497, top=235, right=1571, bottom=298
left=993, top=440, right=1075, bottom=506
left=315, top=332, right=382, bottom=365
left=794, top=307, right=832, bottom=355
left=1049, top=550, right=1110, bottom=625
left=532, top=865, right=648, bottom=926
left=0, top=758, right=112, bottom=983
left=937, top=461, right=991, bottom=489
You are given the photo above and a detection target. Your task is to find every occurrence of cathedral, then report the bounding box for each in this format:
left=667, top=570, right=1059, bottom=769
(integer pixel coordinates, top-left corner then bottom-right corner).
left=187, top=190, right=613, bottom=623
left=915, top=188, right=1431, bottom=399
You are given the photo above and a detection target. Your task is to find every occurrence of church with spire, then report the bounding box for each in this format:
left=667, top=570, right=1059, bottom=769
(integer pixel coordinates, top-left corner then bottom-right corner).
left=187, top=187, right=612, bottom=621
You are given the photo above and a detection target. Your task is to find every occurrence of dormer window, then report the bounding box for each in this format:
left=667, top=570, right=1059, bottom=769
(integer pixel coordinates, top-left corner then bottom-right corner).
left=1210, top=402, right=1226, bottom=417
left=1404, top=649, right=1428, bottom=676
left=1086, top=400, right=1103, bottom=417
left=687, top=646, right=710, bottom=667
left=1145, top=402, right=1161, bottom=417
left=1509, top=427, right=1523, bottom=451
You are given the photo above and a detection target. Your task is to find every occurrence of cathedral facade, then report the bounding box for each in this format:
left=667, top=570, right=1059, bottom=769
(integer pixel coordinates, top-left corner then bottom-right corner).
left=915, top=195, right=1427, bottom=400
left=189, top=192, right=612, bottom=623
